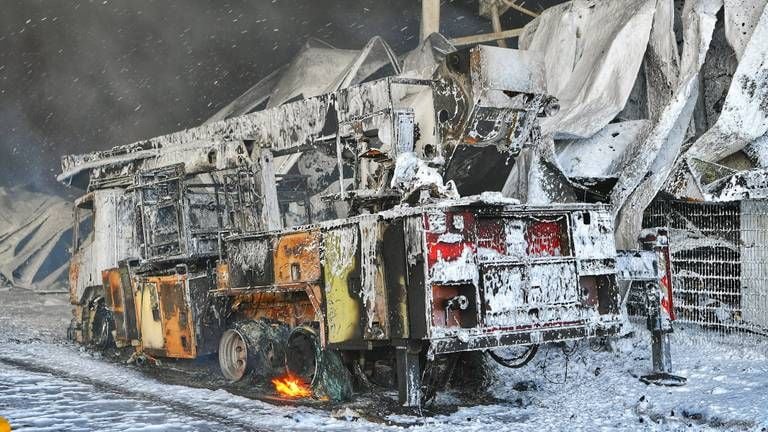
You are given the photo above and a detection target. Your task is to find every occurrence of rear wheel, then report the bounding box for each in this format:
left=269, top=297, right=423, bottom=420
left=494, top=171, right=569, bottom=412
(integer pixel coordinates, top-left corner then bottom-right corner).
left=286, top=327, right=318, bottom=384
left=219, top=329, right=249, bottom=381
left=218, top=319, right=290, bottom=382
left=285, top=326, right=352, bottom=402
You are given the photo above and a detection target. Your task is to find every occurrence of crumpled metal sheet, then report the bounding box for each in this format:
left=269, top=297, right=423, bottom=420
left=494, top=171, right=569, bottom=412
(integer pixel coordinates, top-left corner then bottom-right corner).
left=612, top=0, right=723, bottom=248
left=206, top=37, right=400, bottom=124
left=723, top=0, right=767, bottom=61
left=685, top=3, right=768, bottom=163
left=0, top=187, right=72, bottom=292
left=556, top=120, right=650, bottom=179
left=519, top=0, right=656, bottom=139
left=502, top=134, right=577, bottom=204
left=400, top=33, right=456, bottom=79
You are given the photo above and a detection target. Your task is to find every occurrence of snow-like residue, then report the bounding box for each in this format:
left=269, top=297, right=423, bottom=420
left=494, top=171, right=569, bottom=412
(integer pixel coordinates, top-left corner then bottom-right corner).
left=667, top=227, right=739, bottom=254
left=482, top=262, right=584, bottom=327
left=570, top=210, right=616, bottom=259
left=4, top=325, right=768, bottom=431
left=358, top=217, right=378, bottom=333
left=429, top=246, right=478, bottom=286
left=521, top=0, right=656, bottom=139
left=436, top=232, right=463, bottom=244
left=228, top=237, right=271, bottom=274
left=324, top=225, right=358, bottom=282
left=707, top=168, right=768, bottom=202
left=390, top=152, right=458, bottom=199
left=686, top=3, right=768, bottom=163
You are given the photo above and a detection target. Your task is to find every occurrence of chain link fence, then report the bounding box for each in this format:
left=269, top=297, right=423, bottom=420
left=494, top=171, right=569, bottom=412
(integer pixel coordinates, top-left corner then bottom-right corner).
left=639, top=198, right=768, bottom=335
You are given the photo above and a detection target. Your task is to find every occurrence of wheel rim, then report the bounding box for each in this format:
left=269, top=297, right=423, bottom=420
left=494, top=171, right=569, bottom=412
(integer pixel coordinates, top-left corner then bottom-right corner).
left=219, top=329, right=248, bottom=381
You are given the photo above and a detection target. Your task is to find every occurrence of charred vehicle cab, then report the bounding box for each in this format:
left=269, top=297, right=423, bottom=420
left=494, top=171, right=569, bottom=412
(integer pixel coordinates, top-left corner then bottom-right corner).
left=60, top=43, right=621, bottom=405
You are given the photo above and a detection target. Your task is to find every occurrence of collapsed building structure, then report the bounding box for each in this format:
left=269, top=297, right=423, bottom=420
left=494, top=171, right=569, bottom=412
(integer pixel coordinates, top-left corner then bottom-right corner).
left=523, top=0, right=768, bottom=332
left=46, top=0, right=768, bottom=406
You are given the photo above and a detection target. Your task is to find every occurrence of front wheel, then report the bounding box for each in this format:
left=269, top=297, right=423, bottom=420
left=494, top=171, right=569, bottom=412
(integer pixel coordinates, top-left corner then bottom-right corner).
left=91, top=305, right=115, bottom=350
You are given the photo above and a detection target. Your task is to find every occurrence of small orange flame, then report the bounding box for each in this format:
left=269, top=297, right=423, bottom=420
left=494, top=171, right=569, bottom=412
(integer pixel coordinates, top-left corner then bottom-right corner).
left=272, top=374, right=312, bottom=398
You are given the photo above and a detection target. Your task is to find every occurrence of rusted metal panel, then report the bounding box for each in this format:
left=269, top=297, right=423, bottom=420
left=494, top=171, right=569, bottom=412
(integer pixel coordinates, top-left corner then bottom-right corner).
left=404, top=214, right=428, bottom=339
left=215, top=261, right=230, bottom=291
left=156, top=276, right=196, bottom=358
left=226, top=235, right=274, bottom=289
left=102, top=268, right=129, bottom=346
left=231, top=292, right=314, bottom=329
left=135, top=280, right=164, bottom=351
left=358, top=216, right=390, bottom=340
left=273, top=231, right=321, bottom=285
left=382, top=219, right=410, bottom=339
left=134, top=275, right=196, bottom=359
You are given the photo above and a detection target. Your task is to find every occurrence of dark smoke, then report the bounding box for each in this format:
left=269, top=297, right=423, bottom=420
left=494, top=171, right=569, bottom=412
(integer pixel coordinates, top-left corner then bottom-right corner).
left=0, top=0, right=560, bottom=195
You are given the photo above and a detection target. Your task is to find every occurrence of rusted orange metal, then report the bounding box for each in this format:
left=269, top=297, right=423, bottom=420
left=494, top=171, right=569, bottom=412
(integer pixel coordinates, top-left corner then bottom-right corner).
left=68, top=258, right=80, bottom=305
left=102, top=268, right=127, bottom=346
left=216, top=261, right=230, bottom=291
left=274, top=231, right=321, bottom=285
left=233, top=292, right=314, bottom=328
left=136, top=275, right=196, bottom=359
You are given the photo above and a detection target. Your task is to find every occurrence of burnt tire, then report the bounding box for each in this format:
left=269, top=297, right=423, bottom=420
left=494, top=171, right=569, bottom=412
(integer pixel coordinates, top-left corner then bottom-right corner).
left=218, top=319, right=289, bottom=382
left=285, top=326, right=352, bottom=402
left=91, top=305, right=115, bottom=350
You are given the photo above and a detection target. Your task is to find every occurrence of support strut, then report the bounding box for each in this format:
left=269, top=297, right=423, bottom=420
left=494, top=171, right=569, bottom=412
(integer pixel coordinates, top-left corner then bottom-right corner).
left=395, top=340, right=422, bottom=407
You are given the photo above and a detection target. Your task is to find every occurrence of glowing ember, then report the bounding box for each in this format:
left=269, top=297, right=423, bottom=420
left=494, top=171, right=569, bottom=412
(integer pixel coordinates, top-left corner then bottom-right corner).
left=271, top=374, right=312, bottom=398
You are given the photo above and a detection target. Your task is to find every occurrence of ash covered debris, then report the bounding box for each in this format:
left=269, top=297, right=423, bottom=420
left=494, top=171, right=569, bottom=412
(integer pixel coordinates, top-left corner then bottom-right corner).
left=488, top=0, right=768, bottom=251
left=49, top=0, right=633, bottom=407
left=9, top=0, right=768, bottom=422
left=0, top=186, right=73, bottom=293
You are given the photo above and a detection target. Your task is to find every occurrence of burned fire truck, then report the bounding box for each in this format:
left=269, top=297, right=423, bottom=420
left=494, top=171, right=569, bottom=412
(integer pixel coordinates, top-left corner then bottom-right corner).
left=59, top=44, right=622, bottom=405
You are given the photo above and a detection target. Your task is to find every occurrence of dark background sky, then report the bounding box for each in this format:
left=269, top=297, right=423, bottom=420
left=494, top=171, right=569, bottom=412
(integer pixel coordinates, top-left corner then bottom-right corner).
left=0, top=0, right=561, bottom=195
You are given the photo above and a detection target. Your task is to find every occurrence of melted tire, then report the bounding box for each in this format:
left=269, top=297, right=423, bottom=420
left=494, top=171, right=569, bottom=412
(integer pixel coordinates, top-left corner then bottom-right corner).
left=285, top=326, right=352, bottom=402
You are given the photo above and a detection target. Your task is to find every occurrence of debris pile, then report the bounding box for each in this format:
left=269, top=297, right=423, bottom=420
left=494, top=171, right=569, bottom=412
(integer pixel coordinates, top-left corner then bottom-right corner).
left=0, top=186, right=72, bottom=292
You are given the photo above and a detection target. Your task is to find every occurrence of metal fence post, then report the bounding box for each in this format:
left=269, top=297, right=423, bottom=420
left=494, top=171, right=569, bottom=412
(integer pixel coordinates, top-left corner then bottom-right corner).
left=639, top=230, right=686, bottom=386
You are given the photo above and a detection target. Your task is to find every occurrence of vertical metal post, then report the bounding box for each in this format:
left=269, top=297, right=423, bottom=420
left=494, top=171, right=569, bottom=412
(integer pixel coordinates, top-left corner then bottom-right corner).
left=395, top=341, right=422, bottom=406
left=639, top=230, right=686, bottom=386
left=646, top=286, right=673, bottom=373
left=420, top=0, right=441, bottom=41
left=490, top=3, right=508, bottom=48
left=336, top=131, right=346, bottom=199
left=256, top=148, right=282, bottom=231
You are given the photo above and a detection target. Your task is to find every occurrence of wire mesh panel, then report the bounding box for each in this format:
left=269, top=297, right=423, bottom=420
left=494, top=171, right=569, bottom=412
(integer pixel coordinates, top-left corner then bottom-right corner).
left=739, top=200, right=768, bottom=333
left=641, top=198, right=768, bottom=334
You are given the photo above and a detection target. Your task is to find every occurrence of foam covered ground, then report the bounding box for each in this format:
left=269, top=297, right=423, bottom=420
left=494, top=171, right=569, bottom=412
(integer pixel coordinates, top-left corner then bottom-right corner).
left=1, top=290, right=766, bottom=431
